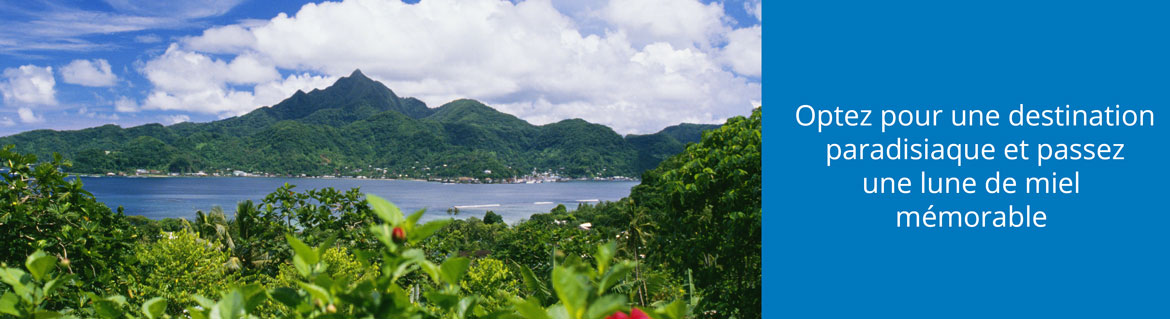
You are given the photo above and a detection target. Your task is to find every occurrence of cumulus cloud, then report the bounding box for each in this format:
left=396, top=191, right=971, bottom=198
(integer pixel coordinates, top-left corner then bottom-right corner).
left=17, top=107, right=44, bottom=123
left=138, top=0, right=762, bottom=133
left=253, top=73, right=338, bottom=106
left=602, top=0, right=728, bottom=49
left=143, top=44, right=279, bottom=93
left=721, top=26, right=761, bottom=77
left=61, top=59, right=118, bottom=87
left=1, top=65, right=57, bottom=106
left=114, top=96, right=140, bottom=112
left=182, top=25, right=257, bottom=54
left=139, top=44, right=283, bottom=115
left=140, top=47, right=337, bottom=116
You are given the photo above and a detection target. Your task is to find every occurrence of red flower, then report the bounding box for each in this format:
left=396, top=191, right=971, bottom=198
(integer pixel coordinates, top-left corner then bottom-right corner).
left=608, top=308, right=651, bottom=319
left=392, top=226, right=407, bottom=244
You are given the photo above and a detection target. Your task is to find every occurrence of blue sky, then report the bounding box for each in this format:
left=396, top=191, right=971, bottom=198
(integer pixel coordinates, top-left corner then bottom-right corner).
left=0, top=0, right=761, bottom=136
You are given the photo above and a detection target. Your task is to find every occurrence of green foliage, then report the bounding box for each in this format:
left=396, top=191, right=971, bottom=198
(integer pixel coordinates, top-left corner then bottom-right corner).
left=220, top=184, right=376, bottom=277
left=632, top=108, right=762, bottom=318
left=0, top=145, right=137, bottom=296
left=624, top=123, right=718, bottom=172
left=128, top=230, right=240, bottom=313
left=494, top=213, right=606, bottom=277
left=0, top=71, right=718, bottom=179
left=550, top=204, right=567, bottom=215
left=0, top=250, right=168, bottom=319
left=420, top=217, right=505, bottom=261
left=272, top=246, right=379, bottom=292
left=0, top=112, right=761, bottom=318
left=0, top=191, right=708, bottom=319
left=460, top=258, right=518, bottom=312
left=0, top=250, right=72, bottom=318
left=483, top=211, right=504, bottom=225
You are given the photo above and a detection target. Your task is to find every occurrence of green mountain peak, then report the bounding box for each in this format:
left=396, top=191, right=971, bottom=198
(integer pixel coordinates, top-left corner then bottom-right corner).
left=0, top=73, right=722, bottom=179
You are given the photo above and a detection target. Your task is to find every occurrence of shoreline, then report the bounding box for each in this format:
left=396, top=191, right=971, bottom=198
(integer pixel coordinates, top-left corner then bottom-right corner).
left=72, top=174, right=639, bottom=184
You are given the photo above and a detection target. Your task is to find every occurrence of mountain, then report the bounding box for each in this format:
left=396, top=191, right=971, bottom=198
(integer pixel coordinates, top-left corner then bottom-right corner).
left=625, top=123, right=720, bottom=172
left=0, top=70, right=721, bottom=180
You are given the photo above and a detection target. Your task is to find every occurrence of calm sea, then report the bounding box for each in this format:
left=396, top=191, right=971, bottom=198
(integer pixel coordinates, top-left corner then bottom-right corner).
left=77, top=176, right=637, bottom=223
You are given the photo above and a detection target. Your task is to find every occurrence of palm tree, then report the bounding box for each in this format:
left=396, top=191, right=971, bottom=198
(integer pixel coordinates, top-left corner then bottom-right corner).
left=195, top=206, right=234, bottom=250
left=622, top=199, right=655, bottom=306
left=234, top=200, right=258, bottom=242
left=227, top=200, right=274, bottom=271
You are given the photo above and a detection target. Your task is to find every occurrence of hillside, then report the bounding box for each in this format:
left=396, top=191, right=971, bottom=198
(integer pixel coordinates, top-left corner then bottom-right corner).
left=0, top=70, right=721, bottom=180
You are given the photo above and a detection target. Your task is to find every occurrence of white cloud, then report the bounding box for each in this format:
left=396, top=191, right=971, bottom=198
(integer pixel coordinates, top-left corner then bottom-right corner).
left=720, top=26, right=761, bottom=77
left=143, top=44, right=279, bottom=93
left=142, top=88, right=256, bottom=116
left=182, top=25, right=257, bottom=54
left=140, top=47, right=335, bottom=116
left=162, top=114, right=190, bottom=124
left=602, top=0, right=728, bottom=49
left=114, top=96, right=140, bottom=112
left=745, top=0, right=762, bottom=22
left=139, top=44, right=286, bottom=115
left=17, top=107, right=44, bottom=123
left=61, top=59, right=118, bottom=87
left=252, top=73, right=338, bottom=106
left=0, top=117, right=14, bottom=126
left=140, top=0, right=761, bottom=134
left=1, top=65, right=57, bottom=106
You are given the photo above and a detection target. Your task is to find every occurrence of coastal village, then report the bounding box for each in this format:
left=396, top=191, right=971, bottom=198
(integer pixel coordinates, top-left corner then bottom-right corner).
left=101, top=166, right=636, bottom=184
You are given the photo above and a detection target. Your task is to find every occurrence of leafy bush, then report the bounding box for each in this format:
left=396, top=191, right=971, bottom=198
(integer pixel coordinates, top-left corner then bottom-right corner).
left=127, top=230, right=240, bottom=313
left=632, top=108, right=762, bottom=318
left=271, top=246, right=379, bottom=292
left=461, top=257, right=518, bottom=311
left=1, top=195, right=703, bottom=319
left=0, top=112, right=762, bottom=318
left=0, top=145, right=137, bottom=297
left=484, top=211, right=504, bottom=225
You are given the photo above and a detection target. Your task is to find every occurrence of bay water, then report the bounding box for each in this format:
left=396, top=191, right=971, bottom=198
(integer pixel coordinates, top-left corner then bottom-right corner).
left=78, top=176, right=637, bottom=224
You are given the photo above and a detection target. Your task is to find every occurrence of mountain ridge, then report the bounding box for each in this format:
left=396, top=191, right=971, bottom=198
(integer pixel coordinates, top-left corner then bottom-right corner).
left=0, top=70, right=720, bottom=179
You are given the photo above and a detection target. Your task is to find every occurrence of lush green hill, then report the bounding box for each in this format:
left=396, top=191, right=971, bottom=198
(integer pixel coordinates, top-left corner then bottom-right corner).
left=0, top=70, right=722, bottom=180
left=624, top=123, right=720, bottom=172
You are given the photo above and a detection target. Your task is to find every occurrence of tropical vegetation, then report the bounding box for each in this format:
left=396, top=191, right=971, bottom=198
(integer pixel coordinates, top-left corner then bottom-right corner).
left=0, top=107, right=761, bottom=318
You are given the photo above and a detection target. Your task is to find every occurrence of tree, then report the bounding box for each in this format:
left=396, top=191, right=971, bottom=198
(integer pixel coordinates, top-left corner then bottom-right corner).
left=632, top=108, right=761, bottom=318
left=484, top=210, right=504, bottom=225
left=127, top=230, right=240, bottom=313
left=0, top=145, right=137, bottom=298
